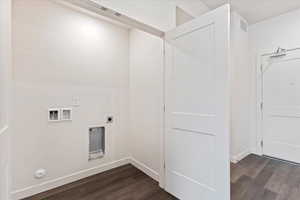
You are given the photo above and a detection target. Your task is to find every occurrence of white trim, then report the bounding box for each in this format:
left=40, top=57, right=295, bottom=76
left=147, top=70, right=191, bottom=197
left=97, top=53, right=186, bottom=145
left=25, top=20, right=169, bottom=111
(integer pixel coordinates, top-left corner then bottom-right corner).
left=11, top=157, right=161, bottom=200
left=130, top=157, right=160, bottom=182
left=256, top=49, right=300, bottom=158
left=59, top=0, right=165, bottom=38
left=256, top=53, right=264, bottom=156
left=0, top=125, right=10, bottom=200
left=159, top=40, right=167, bottom=189
left=0, top=125, right=9, bottom=137
left=4, top=163, right=10, bottom=200
left=255, top=49, right=299, bottom=156
left=11, top=158, right=131, bottom=200
left=230, top=150, right=251, bottom=164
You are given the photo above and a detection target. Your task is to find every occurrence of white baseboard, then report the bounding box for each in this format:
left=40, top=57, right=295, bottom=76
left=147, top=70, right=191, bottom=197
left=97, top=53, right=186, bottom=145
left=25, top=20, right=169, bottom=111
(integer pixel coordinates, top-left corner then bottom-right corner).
left=250, top=146, right=264, bottom=156
left=0, top=125, right=10, bottom=200
left=130, top=157, right=159, bottom=182
left=11, top=157, right=161, bottom=200
left=11, top=158, right=131, bottom=200
left=231, top=150, right=251, bottom=164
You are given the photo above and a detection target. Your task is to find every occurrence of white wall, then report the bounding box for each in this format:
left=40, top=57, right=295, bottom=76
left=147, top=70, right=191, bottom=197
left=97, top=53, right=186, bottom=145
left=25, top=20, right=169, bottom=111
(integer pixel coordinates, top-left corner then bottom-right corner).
left=0, top=0, right=12, bottom=199
left=129, top=29, right=164, bottom=181
left=12, top=0, right=130, bottom=199
left=230, top=12, right=251, bottom=162
left=121, top=1, right=175, bottom=184
left=249, top=8, right=300, bottom=153
left=249, top=8, right=300, bottom=54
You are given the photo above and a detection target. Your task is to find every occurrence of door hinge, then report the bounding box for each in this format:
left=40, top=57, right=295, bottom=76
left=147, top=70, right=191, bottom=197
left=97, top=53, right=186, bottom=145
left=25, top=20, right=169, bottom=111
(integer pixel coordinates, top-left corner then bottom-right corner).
left=260, top=102, right=263, bottom=110
left=163, top=105, right=166, bottom=112
left=261, top=140, right=264, bottom=148
left=163, top=162, right=166, bottom=169
left=260, top=64, right=263, bottom=73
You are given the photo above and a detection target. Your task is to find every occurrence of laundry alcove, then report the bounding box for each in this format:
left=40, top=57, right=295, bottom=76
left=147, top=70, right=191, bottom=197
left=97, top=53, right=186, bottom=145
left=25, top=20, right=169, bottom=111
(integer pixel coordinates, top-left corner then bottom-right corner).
left=11, top=1, right=166, bottom=199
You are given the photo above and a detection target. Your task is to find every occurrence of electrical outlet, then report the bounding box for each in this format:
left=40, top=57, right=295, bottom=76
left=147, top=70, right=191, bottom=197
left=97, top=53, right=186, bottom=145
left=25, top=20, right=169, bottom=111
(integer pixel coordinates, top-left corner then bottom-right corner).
left=35, top=169, right=46, bottom=179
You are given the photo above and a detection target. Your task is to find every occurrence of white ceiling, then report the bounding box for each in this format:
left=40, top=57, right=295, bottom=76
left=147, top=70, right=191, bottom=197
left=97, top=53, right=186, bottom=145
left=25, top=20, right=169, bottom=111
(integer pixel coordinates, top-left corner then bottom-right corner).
left=200, top=0, right=300, bottom=24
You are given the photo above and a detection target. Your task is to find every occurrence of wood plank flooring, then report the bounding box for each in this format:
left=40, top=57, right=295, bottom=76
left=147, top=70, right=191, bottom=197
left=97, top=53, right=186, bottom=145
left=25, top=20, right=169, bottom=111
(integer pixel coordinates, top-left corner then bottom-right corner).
left=231, top=154, right=300, bottom=200
left=23, top=164, right=177, bottom=200
left=24, top=154, right=300, bottom=200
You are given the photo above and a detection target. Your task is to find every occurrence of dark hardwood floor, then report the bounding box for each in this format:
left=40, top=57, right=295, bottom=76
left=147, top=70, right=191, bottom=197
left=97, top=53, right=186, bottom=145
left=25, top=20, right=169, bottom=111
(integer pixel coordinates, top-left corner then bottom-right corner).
left=23, top=164, right=177, bottom=200
left=24, top=154, right=300, bottom=200
left=231, top=154, right=300, bottom=200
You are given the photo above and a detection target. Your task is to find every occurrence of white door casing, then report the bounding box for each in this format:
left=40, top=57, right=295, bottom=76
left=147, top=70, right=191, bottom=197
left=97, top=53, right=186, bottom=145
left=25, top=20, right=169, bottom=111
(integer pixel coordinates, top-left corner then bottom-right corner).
left=262, top=50, right=300, bottom=163
left=164, top=5, right=230, bottom=200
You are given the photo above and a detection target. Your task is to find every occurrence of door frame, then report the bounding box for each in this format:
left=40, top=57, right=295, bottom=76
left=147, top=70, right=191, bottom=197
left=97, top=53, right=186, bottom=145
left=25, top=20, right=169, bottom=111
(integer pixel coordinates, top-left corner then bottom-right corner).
left=159, top=40, right=167, bottom=189
left=256, top=48, right=300, bottom=157
left=255, top=53, right=265, bottom=156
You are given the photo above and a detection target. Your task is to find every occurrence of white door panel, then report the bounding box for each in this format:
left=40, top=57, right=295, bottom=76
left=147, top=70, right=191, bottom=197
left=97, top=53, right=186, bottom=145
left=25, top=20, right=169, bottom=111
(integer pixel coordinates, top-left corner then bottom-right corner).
left=263, top=52, right=300, bottom=163
left=172, top=25, right=216, bottom=115
left=166, top=129, right=215, bottom=186
left=171, top=113, right=216, bottom=135
left=164, top=5, right=230, bottom=200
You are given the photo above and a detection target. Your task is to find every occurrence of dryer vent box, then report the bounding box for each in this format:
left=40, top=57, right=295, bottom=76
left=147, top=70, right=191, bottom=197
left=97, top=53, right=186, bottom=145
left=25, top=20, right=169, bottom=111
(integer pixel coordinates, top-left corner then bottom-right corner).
left=89, top=127, right=105, bottom=161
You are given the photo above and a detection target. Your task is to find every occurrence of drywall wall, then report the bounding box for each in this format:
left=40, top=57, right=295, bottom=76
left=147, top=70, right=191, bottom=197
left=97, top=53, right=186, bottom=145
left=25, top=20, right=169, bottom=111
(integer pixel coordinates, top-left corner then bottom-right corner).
left=0, top=0, right=12, bottom=199
left=249, top=8, right=300, bottom=153
left=249, top=8, right=300, bottom=53
left=12, top=0, right=130, bottom=198
left=230, top=12, right=251, bottom=162
left=129, top=29, right=164, bottom=181
left=117, top=0, right=175, bottom=183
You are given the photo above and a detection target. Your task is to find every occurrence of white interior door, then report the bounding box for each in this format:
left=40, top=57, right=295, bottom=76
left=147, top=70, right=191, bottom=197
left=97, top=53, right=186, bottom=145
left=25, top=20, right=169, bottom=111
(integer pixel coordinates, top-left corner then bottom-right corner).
left=164, top=5, right=230, bottom=200
left=262, top=50, right=300, bottom=163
